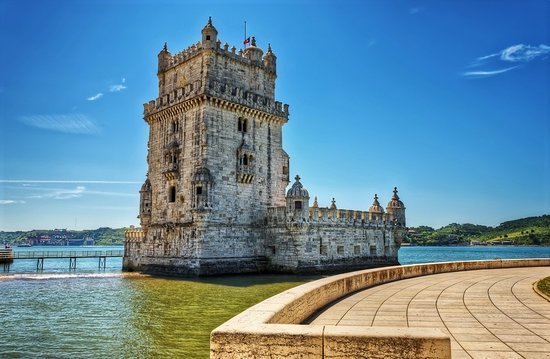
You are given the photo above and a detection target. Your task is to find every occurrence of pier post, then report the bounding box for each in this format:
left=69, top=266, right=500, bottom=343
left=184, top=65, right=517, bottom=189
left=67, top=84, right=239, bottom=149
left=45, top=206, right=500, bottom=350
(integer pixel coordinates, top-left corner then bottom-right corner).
left=98, top=256, right=106, bottom=270
left=36, top=258, right=44, bottom=271
left=69, top=257, right=77, bottom=270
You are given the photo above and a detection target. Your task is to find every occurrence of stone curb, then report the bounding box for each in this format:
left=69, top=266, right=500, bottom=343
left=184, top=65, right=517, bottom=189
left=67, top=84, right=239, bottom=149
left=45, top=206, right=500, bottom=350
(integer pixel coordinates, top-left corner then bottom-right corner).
left=210, top=258, right=550, bottom=358
left=533, top=278, right=550, bottom=302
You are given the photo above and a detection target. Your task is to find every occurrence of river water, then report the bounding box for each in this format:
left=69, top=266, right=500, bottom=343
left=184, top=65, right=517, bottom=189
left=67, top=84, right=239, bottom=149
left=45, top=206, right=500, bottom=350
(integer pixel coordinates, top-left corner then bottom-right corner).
left=1, top=246, right=549, bottom=358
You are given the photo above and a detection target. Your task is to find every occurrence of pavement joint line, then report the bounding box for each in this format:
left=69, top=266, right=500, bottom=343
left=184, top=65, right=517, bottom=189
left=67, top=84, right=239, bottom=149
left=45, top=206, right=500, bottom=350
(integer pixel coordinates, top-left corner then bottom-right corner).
left=460, top=274, right=524, bottom=355
left=436, top=274, right=506, bottom=358
left=487, top=275, right=550, bottom=344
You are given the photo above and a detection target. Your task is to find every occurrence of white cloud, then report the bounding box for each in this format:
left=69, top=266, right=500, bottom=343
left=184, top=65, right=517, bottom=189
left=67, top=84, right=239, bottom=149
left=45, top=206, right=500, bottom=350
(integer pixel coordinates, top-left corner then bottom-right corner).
left=122, top=77, right=126, bottom=83
left=109, top=84, right=127, bottom=92
left=0, top=200, right=26, bottom=205
left=500, top=44, right=550, bottom=62
left=28, top=186, right=86, bottom=200
left=87, top=93, right=103, bottom=101
left=464, top=43, right=549, bottom=78
left=18, top=113, right=100, bottom=134
left=462, top=66, right=520, bottom=78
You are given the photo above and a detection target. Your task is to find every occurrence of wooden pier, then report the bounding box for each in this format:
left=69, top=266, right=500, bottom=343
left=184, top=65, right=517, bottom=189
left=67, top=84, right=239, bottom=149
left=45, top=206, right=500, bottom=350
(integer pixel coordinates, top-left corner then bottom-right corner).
left=2, top=249, right=123, bottom=272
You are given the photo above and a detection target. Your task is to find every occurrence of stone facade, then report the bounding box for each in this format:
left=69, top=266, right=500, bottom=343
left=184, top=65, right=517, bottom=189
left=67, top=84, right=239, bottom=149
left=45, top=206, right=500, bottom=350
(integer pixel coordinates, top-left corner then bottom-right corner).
left=123, top=18, right=406, bottom=276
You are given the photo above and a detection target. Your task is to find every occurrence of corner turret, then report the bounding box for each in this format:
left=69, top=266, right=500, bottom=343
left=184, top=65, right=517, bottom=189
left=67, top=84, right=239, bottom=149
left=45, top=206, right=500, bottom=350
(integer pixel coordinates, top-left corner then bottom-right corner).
left=262, top=43, right=277, bottom=74
left=201, top=17, right=218, bottom=49
left=139, top=176, right=152, bottom=226
left=286, top=175, right=310, bottom=220
left=244, top=36, right=264, bottom=62
left=158, top=42, right=171, bottom=73
left=368, top=194, right=384, bottom=221
left=386, top=187, right=406, bottom=226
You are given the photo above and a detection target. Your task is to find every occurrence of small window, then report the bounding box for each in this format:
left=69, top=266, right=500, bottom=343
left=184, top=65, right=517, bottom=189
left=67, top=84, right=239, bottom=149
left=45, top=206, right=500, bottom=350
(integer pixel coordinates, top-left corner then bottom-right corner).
left=337, top=245, right=344, bottom=255
left=370, top=245, right=377, bottom=256
left=282, top=166, right=288, bottom=175
left=196, top=186, right=203, bottom=195
left=168, top=186, right=176, bottom=203
left=206, top=35, right=211, bottom=40
left=320, top=245, right=327, bottom=256
left=294, top=201, right=302, bottom=210
left=243, top=155, right=248, bottom=166
left=354, top=245, right=360, bottom=255
left=238, top=117, right=247, bottom=133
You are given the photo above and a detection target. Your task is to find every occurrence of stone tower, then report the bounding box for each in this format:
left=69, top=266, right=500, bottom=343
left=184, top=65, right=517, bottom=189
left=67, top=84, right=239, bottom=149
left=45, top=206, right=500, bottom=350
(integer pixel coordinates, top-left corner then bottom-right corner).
left=124, top=18, right=290, bottom=275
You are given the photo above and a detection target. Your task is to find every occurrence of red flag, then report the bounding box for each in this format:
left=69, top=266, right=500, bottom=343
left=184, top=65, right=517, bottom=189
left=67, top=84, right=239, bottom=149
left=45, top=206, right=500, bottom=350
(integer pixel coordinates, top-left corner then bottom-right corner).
left=243, top=37, right=250, bottom=45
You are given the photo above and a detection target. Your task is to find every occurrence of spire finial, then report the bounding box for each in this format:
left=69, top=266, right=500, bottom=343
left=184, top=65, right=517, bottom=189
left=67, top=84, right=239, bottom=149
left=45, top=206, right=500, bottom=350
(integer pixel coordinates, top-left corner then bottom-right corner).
left=251, top=36, right=256, bottom=47
left=267, top=43, right=272, bottom=52
left=163, top=42, right=168, bottom=52
left=330, top=198, right=337, bottom=210
left=392, top=187, right=399, bottom=199
left=295, top=175, right=301, bottom=182
left=313, top=196, right=319, bottom=208
left=208, top=16, right=212, bottom=26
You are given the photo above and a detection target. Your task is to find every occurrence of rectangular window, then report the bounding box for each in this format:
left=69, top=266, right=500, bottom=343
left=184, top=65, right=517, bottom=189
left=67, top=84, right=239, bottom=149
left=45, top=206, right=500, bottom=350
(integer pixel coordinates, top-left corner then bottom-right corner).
left=337, top=245, right=344, bottom=255
left=370, top=245, right=377, bottom=256
left=294, top=201, right=302, bottom=210
left=196, top=186, right=203, bottom=195
left=168, top=186, right=176, bottom=203
left=320, top=245, right=327, bottom=255
left=354, top=245, right=360, bottom=255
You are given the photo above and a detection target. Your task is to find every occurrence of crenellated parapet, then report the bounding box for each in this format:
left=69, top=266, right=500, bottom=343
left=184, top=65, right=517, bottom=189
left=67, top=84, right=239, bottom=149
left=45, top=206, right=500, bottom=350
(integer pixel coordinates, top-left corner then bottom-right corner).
left=266, top=206, right=396, bottom=228
left=143, top=80, right=289, bottom=119
left=125, top=228, right=144, bottom=242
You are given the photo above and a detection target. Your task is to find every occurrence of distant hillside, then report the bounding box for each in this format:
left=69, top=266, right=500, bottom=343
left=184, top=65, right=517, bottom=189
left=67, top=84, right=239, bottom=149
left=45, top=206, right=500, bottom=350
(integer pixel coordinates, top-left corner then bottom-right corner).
left=0, top=227, right=127, bottom=246
left=407, top=215, right=550, bottom=246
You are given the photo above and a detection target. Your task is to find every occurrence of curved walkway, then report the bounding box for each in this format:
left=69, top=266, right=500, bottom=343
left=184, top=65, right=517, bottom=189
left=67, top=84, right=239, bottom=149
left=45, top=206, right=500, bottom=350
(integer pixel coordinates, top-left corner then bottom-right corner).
left=310, top=266, right=550, bottom=359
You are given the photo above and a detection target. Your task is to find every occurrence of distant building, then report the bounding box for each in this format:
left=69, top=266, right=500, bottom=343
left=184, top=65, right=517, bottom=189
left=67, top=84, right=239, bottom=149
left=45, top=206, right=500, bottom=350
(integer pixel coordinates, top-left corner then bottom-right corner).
left=124, top=19, right=406, bottom=276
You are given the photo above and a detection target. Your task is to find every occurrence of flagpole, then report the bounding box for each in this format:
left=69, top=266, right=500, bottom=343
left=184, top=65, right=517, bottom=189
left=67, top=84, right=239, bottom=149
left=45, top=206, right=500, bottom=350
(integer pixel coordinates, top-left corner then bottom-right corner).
left=244, top=21, right=247, bottom=49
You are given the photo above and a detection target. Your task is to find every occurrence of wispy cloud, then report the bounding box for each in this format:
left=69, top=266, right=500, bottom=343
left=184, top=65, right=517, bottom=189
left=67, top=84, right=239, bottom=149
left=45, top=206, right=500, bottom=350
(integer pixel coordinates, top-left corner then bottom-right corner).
left=18, top=113, right=100, bottom=134
left=0, top=180, right=140, bottom=184
left=87, top=93, right=103, bottom=101
left=28, top=186, right=86, bottom=200
left=463, top=43, right=549, bottom=78
left=0, top=200, right=26, bottom=205
left=109, top=84, right=126, bottom=92
left=462, top=66, right=520, bottom=78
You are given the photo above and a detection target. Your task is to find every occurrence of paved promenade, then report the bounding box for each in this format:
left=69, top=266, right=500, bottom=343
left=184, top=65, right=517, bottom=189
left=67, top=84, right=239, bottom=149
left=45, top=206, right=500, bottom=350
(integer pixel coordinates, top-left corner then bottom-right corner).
left=310, top=267, right=550, bottom=359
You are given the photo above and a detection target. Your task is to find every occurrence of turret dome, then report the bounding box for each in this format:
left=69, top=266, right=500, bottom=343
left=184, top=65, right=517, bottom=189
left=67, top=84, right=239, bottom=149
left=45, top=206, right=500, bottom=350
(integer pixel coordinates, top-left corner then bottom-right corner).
left=286, top=175, right=309, bottom=198
left=369, top=194, right=384, bottom=213
left=140, top=178, right=151, bottom=192
left=386, top=187, right=405, bottom=209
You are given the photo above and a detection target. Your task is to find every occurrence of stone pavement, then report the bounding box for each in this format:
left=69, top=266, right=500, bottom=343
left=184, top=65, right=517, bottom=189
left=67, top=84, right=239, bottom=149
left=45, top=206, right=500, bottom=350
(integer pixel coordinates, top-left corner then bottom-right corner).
left=310, top=267, right=550, bottom=359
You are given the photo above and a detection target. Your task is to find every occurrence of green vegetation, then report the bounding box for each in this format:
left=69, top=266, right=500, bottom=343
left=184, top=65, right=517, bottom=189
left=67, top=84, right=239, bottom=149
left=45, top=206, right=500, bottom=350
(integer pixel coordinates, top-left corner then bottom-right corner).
left=537, top=276, right=550, bottom=297
left=0, top=227, right=127, bottom=246
left=407, top=215, right=550, bottom=246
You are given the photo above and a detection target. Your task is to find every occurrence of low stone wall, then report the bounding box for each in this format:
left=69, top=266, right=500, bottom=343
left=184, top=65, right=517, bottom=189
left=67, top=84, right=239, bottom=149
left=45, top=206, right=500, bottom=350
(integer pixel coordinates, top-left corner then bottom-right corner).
left=211, top=258, right=550, bottom=358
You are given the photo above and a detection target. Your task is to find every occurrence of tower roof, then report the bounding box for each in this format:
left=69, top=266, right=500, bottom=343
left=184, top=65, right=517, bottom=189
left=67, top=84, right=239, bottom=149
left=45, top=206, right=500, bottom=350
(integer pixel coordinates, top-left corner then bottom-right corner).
left=202, top=16, right=218, bottom=34
left=386, top=187, right=405, bottom=209
left=369, top=194, right=385, bottom=213
left=286, top=175, right=309, bottom=198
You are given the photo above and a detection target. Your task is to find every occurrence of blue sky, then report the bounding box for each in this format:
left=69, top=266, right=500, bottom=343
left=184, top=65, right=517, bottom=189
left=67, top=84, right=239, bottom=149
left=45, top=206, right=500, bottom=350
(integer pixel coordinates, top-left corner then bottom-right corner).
left=0, top=0, right=548, bottom=231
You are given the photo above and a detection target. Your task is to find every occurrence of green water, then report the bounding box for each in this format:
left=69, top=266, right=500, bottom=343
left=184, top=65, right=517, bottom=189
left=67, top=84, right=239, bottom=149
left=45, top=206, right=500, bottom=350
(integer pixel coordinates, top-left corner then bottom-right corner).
left=0, top=274, right=317, bottom=358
